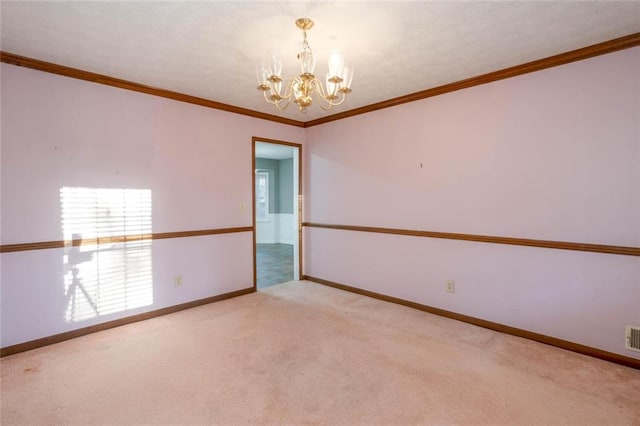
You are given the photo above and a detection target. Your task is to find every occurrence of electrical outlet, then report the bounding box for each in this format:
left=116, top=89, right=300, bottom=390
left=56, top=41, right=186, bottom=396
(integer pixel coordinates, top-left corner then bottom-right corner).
left=174, top=274, right=183, bottom=288
left=446, top=280, right=455, bottom=293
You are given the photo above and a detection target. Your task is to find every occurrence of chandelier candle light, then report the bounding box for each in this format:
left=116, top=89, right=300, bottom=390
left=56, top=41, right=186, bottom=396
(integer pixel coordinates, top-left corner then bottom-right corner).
left=256, top=18, right=353, bottom=113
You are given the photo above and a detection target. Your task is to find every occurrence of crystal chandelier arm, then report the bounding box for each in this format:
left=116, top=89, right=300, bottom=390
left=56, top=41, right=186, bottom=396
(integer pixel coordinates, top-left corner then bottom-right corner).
left=314, top=77, right=328, bottom=98
left=262, top=81, right=294, bottom=110
left=270, top=88, right=294, bottom=111
left=279, top=80, right=294, bottom=100
left=273, top=97, right=293, bottom=111
left=319, top=91, right=347, bottom=110
left=313, top=78, right=336, bottom=102
left=312, top=78, right=347, bottom=110
left=262, top=89, right=280, bottom=105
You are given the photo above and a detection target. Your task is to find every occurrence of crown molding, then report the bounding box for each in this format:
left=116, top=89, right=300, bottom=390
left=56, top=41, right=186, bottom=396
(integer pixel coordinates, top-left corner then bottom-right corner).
left=2, top=32, right=639, bottom=128
left=303, top=32, right=640, bottom=127
left=0, top=51, right=305, bottom=128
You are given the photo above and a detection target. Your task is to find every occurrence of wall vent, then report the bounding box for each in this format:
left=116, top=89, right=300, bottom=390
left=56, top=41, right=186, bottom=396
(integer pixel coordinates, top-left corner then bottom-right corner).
left=625, top=325, right=640, bottom=352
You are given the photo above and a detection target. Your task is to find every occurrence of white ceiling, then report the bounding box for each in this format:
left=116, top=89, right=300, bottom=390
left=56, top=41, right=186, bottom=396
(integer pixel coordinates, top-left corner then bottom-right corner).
left=255, top=142, right=295, bottom=160
left=2, top=1, right=639, bottom=123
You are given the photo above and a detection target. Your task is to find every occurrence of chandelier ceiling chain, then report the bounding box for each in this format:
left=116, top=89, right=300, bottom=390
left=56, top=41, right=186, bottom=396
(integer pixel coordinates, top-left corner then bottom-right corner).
left=256, top=18, right=353, bottom=114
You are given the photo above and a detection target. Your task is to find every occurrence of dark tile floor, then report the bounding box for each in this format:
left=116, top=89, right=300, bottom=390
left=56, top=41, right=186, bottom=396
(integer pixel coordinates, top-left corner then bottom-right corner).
left=256, top=243, right=294, bottom=289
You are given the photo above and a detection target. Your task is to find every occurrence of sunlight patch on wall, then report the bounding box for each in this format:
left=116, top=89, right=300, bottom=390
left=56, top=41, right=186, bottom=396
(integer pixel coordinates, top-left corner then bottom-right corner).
left=60, top=187, right=153, bottom=323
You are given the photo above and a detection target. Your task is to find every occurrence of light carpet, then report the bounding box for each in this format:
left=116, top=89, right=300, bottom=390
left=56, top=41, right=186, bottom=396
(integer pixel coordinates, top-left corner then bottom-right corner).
left=1, top=280, right=639, bottom=425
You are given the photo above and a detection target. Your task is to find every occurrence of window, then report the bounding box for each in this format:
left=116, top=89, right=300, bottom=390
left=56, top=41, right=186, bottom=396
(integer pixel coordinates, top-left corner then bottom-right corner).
left=255, top=171, right=269, bottom=222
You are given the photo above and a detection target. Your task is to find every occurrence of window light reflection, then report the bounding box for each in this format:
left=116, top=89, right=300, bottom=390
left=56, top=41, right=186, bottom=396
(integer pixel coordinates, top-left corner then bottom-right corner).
left=60, top=187, right=153, bottom=323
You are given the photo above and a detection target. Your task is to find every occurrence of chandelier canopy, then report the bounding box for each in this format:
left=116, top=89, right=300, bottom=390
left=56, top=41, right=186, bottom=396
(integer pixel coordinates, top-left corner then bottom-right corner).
left=256, top=18, right=353, bottom=114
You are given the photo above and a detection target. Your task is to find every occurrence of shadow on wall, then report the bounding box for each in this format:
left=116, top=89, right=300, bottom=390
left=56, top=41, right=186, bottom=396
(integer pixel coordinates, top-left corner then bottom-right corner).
left=60, top=187, right=153, bottom=323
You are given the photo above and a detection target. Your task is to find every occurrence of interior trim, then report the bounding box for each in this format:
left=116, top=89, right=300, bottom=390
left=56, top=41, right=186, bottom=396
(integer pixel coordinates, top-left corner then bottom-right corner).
left=252, top=143, right=257, bottom=288
left=3, top=33, right=638, bottom=130
left=0, top=226, right=253, bottom=253
left=303, top=32, right=640, bottom=127
left=302, top=222, right=640, bottom=257
left=303, top=275, right=640, bottom=370
left=252, top=136, right=304, bottom=289
left=0, top=51, right=305, bottom=128
left=0, top=287, right=255, bottom=358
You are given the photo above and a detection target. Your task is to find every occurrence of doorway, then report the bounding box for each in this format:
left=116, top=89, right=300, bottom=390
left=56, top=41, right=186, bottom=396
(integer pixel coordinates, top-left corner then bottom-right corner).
left=252, top=137, right=301, bottom=289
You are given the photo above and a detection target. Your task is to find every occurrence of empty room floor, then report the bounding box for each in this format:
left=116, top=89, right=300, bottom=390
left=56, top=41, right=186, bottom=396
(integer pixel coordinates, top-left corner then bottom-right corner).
left=256, top=243, right=293, bottom=288
left=1, top=281, right=639, bottom=425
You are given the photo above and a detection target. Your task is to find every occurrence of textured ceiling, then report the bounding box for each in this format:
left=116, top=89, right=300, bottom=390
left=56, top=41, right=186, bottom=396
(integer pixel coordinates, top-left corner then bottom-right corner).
left=256, top=142, right=295, bottom=160
left=2, top=1, right=640, bottom=122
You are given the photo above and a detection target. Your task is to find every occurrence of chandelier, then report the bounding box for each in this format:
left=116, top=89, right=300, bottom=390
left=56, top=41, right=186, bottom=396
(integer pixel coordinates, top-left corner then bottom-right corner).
left=255, top=18, right=353, bottom=114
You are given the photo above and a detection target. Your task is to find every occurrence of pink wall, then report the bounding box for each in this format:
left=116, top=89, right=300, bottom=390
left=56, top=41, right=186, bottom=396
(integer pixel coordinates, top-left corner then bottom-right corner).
left=2, top=47, right=639, bottom=358
left=304, top=47, right=640, bottom=359
left=0, top=63, right=304, bottom=346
